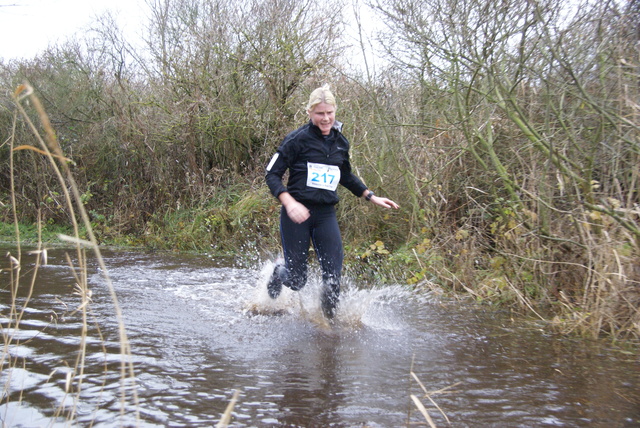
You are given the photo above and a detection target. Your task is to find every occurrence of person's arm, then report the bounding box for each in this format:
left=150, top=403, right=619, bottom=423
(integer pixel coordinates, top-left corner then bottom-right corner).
left=265, top=151, right=288, bottom=199
left=362, top=189, right=399, bottom=209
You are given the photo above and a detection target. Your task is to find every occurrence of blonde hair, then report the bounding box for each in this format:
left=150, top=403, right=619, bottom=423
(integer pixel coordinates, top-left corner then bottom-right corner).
left=306, top=84, right=337, bottom=113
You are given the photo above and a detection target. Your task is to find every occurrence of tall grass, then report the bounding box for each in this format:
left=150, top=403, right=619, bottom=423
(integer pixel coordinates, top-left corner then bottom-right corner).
left=2, top=83, right=139, bottom=425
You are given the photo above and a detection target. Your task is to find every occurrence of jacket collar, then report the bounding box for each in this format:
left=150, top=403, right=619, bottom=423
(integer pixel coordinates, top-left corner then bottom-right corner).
left=308, top=120, right=343, bottom=136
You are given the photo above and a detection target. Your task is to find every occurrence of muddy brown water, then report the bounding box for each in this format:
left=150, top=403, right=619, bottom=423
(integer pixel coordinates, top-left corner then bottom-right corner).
left=1, top=246, right=638, bottom=427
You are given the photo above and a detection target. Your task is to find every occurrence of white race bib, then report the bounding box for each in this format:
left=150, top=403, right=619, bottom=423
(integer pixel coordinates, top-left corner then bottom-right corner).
left=306, top=162, right=341, bottom=191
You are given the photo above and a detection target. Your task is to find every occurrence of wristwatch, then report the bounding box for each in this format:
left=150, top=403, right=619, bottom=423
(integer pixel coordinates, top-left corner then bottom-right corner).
left=365, top=190, right=375, bottom=201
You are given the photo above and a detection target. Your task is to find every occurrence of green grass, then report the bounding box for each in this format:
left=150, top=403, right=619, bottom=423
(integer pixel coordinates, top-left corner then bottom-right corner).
left=0, top=221, right=89, bottom=245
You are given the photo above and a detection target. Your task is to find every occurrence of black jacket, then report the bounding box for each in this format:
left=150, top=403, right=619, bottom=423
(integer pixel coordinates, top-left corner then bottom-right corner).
left=265, top=121, right=368, bottom=206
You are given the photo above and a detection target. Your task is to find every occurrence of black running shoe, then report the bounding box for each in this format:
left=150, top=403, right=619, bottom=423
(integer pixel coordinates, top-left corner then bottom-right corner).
left=267, top=261, right=285, bottom=299
left=321, top=286, right=339, bottom=319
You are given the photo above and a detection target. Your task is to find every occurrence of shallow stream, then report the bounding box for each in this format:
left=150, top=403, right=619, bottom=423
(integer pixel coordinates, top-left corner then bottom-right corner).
left=1, top=246, right=638, bottom=427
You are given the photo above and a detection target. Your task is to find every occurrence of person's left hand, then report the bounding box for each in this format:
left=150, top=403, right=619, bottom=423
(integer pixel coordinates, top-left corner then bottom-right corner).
left=371, top=195, right=399, bottom=209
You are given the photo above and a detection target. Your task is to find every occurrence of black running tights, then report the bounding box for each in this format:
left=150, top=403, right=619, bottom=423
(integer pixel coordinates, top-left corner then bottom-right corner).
left=279, top=204, right=342, bottom=305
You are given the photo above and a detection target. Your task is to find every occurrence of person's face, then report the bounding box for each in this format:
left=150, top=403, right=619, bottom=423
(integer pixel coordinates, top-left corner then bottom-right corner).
left=309, top=102, right=336, bottom=135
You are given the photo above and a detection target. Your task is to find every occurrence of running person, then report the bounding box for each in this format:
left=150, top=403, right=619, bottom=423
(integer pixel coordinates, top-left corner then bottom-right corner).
left=265, top=85, right=399, bottom=319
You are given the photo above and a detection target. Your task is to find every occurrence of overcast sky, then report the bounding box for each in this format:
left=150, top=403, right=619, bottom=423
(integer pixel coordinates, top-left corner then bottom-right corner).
left=0, top=0, right=380, bottom=74
left=0, top=0, right=146, bottom=60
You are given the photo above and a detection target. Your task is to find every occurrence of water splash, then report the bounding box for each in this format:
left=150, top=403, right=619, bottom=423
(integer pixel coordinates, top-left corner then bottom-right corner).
left=242, top=261, right=410, bottom=332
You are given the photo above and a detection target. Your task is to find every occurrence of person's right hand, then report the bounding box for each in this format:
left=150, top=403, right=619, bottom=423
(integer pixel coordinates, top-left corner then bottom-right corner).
left=285, top=200, right=310, bottom=224
left=278, top=192, right=310, bottom=224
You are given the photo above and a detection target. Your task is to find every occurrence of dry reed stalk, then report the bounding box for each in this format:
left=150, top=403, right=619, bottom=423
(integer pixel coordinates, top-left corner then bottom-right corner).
left=410, top=394, right=436, bottom=428
left=7, top=82, right=141, bottom=425
left=411, top=371, right=454, bottom=425
left=408, top=354, right=455, bottom=426
left=504, top=276, right=545, bottom=321
left=216, top=389, right=240, bottom=428
left=2, top=110, right=44, bottom=411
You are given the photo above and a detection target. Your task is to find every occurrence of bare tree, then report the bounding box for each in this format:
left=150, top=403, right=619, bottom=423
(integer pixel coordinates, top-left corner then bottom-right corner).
left=231, top=0, right=346, bottom=121
left=367, top=0, right=639, bottom=338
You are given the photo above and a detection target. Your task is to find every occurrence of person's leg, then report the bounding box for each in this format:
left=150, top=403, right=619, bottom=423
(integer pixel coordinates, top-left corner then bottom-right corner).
left=280, top=206, right=311, bottom=291
left=267, top=260, right=287, bottom=299
left=268, top=207, right=312, bottom=298
left=311, top=205, right=343, bottom=318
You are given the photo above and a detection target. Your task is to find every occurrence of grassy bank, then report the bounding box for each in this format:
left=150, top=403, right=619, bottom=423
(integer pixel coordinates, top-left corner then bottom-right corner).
left=0, top=221, right=87, bottom=246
